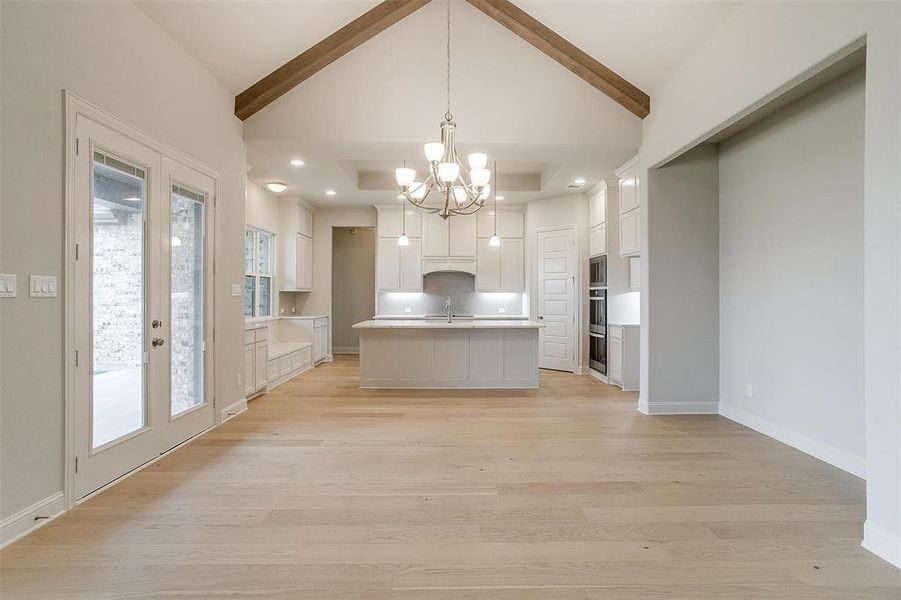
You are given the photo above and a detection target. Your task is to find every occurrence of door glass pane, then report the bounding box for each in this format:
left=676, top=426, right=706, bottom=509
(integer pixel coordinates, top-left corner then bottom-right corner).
left=258, top=276, right=271, bottom=317
left=257, top=232, right=271, bottom=275
left=92, top=152, right=146, bottom=448
left=170, top=184, right=205, bottom=417
left=244, top=275, right=255, bottom=317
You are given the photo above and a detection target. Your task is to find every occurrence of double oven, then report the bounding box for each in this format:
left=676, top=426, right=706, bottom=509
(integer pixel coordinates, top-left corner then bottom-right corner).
left=589, top=256, right=607, bottom=374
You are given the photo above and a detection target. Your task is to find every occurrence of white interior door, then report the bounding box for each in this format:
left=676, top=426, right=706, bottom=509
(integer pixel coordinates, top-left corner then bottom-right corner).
left=536, top=228, right=576, bottom=372
left=73, top=115, right=214, bottom=499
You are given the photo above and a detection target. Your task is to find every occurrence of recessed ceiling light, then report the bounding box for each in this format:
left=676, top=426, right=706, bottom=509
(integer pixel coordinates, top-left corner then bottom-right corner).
left=496, top=195, right=505, bottom=201
left=290, top=159, right=304, bottom=167
left=266, top=182, right=288, bottom=193
left=325, top=189, right=336, bottom=196
left=573, top=178, right=587, bottom=185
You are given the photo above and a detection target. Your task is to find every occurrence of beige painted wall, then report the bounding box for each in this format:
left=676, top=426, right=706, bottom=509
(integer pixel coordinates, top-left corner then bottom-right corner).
left=0, top=2, right=247, bottom=519
left=331, top=227, right=376, bottom=352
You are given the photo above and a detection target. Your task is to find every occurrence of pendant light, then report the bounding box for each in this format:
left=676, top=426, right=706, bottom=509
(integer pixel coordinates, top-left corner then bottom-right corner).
left=398, top=202, right=410, bottom=246
left=489, top=161, right=501, bottom=247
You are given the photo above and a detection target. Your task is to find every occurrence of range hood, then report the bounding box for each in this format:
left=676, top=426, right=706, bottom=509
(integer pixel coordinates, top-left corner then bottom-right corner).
left=422, top=258, right=477, bottom=276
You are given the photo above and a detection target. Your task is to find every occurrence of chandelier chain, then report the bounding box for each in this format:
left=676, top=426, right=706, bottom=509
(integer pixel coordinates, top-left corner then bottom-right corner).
left=445, top=0, right=452, bottom=120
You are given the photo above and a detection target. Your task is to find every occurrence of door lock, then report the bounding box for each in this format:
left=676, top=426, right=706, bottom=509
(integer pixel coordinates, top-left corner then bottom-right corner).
left=152, top=338, right=165, bottom=347
left=152, top=320, right=162, bottom=329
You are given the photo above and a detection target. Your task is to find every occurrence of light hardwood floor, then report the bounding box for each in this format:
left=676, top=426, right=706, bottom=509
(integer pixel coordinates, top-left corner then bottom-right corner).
left=1, top=356, right=898, bottom=598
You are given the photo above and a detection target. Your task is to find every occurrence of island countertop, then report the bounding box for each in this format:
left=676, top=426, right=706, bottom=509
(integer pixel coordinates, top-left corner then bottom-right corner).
left=353, top=319, right=543, bottom=329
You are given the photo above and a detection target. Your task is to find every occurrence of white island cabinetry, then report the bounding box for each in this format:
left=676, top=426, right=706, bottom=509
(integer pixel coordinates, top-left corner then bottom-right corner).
left=354, top=320, right=541, bottom=389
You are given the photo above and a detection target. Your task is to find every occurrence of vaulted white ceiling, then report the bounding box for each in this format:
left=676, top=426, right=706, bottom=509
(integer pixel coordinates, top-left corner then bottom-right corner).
left=137, top=0, right=739, bottom=206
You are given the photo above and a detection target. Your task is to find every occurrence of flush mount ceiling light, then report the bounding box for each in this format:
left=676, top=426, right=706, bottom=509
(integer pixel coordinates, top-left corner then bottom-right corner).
left=290, top=159, right=305, bottom=166
left=395, top=0, right=489, bottom=221
left=325, top=189, right=336, bottom=196
left=266, top=182, right=288, bottom=193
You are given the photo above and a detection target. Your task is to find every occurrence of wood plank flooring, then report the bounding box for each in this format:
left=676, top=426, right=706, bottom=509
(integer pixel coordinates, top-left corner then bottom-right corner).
left=1, top=356, right=897, bottom=598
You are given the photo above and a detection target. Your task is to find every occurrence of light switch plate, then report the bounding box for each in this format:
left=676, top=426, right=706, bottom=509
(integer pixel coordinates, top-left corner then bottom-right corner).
left=231, top=283, right=242, bottom=297
left=0, top=274, right=16, bottom=298
left=29, top=275, right=57, bottom=298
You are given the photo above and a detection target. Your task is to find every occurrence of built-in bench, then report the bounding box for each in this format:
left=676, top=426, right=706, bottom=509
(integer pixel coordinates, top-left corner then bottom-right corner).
left=267, top=341, right=313, bottom=389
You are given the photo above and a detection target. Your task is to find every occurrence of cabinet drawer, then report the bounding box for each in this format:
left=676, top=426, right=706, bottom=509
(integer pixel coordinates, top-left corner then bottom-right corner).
left=244, top=330, right=256, bottom=345
left=314, top=317, right=328, bottom=329
left=255, top=327, right=269, bottom=342
left=609, top=325, right=623, bottom=339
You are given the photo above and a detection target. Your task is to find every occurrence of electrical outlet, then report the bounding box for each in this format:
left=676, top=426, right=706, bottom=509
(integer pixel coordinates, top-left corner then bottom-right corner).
left=497, top=307, right=506, bottom=314
left=746, top=384, right=753, bottom=398
left=404, top=307, right=412, bottom=313
left=280, top=307, right=285, bottom=314
left=236, top=373, right=243, bottom=387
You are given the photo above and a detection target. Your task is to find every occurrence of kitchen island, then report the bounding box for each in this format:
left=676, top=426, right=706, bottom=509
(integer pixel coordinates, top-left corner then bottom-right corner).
left=352, top=319, right=542, bottom=389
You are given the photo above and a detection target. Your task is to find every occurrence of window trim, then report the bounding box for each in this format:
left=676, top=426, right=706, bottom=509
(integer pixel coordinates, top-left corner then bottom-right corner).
left=244, top=226, right=275, bottom=322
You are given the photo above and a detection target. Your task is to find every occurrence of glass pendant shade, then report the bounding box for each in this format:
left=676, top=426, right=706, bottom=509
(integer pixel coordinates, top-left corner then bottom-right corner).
left=452, top=187, right=467, bottom=206
left=398, top=233, right=410, bottom=246
left=468, top=152, right=488, bottom=170
left=410, top=182, right=427, bottom=200
left=395, top=167, right=416, bottom=187
left=438, top=162, right=459, bottom=184
left=476, top=184, right=490, bottom=204
left=424, top=142, right=445, bottom=162
left=471, top=168, right=490, bottom=187
left=489, top=234, right=500, bottom=247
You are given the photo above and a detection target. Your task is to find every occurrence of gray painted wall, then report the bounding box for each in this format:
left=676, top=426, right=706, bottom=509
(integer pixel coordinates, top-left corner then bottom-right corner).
left=645, top=144, right=720, bottom=413
left=331, top=227, right=375, bottom=352
left=718, top=67, right=865, bottom=464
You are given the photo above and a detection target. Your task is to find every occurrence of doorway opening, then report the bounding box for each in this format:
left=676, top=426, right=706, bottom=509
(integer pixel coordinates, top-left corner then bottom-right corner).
left=331, top=227, right=375, bottom=354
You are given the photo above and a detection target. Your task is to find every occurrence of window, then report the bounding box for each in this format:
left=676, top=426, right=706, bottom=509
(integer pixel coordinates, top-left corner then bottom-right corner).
left=245, top=227, right=274, bottom=319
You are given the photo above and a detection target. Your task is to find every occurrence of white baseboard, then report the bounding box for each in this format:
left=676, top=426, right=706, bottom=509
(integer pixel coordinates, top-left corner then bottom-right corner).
left=862, top=520, right=901, bottom=568
left=638, top=398, right=719, bottom=415
left=589, top=369, right=608, bottom=384
left=220, top=398, right=248, bottom=423
left=1, top=491, right=66, bottom=549
left=719, top=403, right=865, bottom=479
left=574, top=366, right=590, bottom=375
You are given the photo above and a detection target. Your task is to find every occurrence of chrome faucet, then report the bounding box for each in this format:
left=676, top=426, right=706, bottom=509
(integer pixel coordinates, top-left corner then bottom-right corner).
left=445, top=297, right=452, bottom=323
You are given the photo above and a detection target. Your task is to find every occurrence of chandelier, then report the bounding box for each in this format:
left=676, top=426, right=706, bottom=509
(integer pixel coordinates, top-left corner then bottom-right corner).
left=395, top=0, right=490, bottom=221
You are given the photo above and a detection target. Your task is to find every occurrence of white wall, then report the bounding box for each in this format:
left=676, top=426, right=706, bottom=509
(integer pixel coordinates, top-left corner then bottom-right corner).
left=526, top=194, right=589, bottom=371
left=718, top=68, right=865, bottom=473
left=643, top=145, right=719, bottom=415
left=0, top=2, right=246, bottom=521
left=331, top=227, right=375, bottom=352
left=637, top=1, right=901, bottom=565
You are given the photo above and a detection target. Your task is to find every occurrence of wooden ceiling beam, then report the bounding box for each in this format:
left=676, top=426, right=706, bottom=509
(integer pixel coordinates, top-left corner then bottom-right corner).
left=235, top=0, right=432, bottom=120
left=464, top=0, right=650, bottom=118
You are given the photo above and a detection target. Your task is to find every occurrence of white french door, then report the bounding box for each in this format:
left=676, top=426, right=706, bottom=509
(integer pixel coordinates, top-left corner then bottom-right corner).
left=536, top=228, right=576, bottom=372
left=73, top=115, right=215, bottom=499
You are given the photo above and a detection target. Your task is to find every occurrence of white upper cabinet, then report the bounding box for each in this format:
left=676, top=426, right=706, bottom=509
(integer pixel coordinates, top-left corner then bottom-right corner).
left=377, top=236, right=422, bottom=292
left=589, top=223, right=607, bottom=258
left=449, top=213, right=477, bottom=256
left=377, top=206, right=422, bottom=238
left=589, top=187, right=607, bottom=229
left=615, top=156, right=641, bottom=257
left=476, top=238, right=523, bottom=292
left=279, top=199, right=313, bottom=291
left=299, top=206, right=313, bottom=237
left=477, top=209, right=524, bottom=239
left=423, top=212, right=450, bottom=257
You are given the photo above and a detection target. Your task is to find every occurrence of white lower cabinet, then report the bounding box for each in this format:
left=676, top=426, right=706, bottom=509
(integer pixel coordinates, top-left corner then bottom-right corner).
left=267, top=341, right=314, bottom=387
left=314, top=319, right=329, bottom=362
left=608, top=324, right=639, bottom=391
left=244, top=326, right=269, bottom=398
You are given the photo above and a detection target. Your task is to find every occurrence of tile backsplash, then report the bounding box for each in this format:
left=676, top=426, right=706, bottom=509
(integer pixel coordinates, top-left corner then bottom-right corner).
left=377, top=271, right=524, bottom=316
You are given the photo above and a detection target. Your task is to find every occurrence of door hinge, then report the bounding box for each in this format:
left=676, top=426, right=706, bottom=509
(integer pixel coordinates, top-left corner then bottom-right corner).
left=76, top=138, right=80, bottom=156
left=75, top=456, right=79, bottom=474
left=213, top=329, right=217, bottom=343
left=75, top=243, right=80, bottom=261
left=75, top=350, right=79, bottom=367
